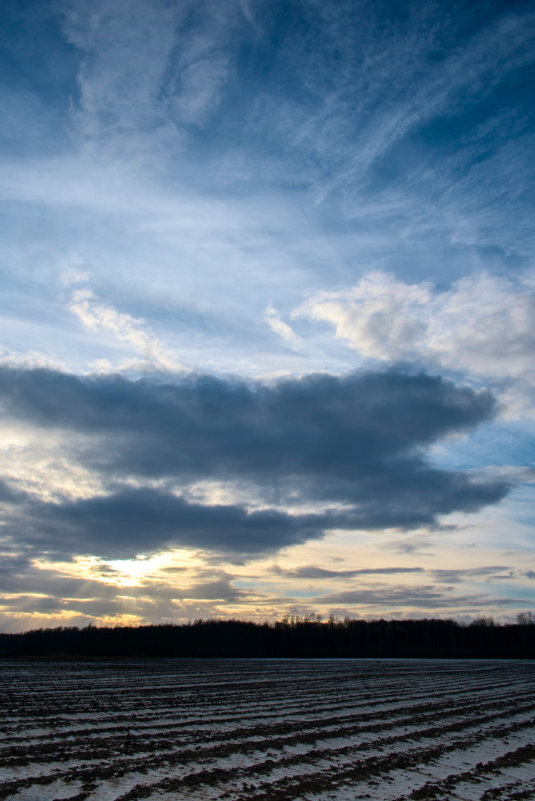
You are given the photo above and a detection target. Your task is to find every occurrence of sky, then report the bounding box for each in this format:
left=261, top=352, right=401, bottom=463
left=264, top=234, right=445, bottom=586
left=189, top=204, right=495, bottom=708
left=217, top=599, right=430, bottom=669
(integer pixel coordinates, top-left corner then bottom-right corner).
left=1, top=0, right=534, bottom=631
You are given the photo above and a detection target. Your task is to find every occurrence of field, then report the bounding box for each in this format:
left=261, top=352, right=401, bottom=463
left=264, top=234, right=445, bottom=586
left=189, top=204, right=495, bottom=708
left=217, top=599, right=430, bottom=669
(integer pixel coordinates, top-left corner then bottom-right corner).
left=0, top=659, right=534, bottom=801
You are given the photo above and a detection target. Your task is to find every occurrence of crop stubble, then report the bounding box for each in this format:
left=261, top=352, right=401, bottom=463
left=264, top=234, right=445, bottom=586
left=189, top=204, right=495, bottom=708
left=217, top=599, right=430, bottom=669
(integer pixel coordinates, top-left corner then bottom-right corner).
left=0, top=659, right=534, bottom=800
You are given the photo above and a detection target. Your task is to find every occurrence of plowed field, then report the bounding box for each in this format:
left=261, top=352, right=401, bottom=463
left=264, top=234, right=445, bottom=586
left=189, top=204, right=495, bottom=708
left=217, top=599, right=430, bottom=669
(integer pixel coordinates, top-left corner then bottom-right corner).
left=0, top=659, right=534, bottom=800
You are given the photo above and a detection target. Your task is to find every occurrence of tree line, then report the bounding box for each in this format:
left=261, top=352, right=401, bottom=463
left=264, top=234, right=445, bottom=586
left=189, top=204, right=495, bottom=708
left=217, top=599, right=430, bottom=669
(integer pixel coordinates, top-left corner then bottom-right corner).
left=0, top=615, right=534, bottom=659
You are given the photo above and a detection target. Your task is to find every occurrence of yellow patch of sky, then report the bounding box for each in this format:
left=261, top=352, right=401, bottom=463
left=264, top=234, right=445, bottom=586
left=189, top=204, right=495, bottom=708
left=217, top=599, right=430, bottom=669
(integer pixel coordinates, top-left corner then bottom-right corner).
left=0, top=608, right=87, bottom=626
left=33, top=549, right=205, bottom=589
left=95, top=613, right=145, bottom=627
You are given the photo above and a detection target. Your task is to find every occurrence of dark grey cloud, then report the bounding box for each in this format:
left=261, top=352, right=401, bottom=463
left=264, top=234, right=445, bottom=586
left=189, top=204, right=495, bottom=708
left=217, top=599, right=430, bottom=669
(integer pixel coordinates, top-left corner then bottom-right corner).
left=0, top=366, right=510, bottom=558
left=0, top=478, right=507, bottom=560
left=389, top=536, right=436, bottom=556
left=0, top=554, right=32, bottom=577
left=317, top=587, right=523, bottom=610
left=318, top=586, right=458, bottom=607
left=0, top=479, right=26, bottom=504
left=1, top=487, right=325, bottom=559
left=176, top=577, right=247, bottom=601
left=274, top=565, right=425, bottom=579
left=431, top=566, right=512, bottom=583
left=0, top=592, right=139, bottom=618
left=0, top=564, right=119, bottom=600
left=0, top=367, right=497, bottom=480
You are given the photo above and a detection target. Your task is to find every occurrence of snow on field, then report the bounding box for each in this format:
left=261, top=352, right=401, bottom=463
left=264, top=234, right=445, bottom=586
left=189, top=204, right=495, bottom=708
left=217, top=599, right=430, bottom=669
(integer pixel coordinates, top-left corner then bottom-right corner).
left=0, top=659, right=534, bottom=801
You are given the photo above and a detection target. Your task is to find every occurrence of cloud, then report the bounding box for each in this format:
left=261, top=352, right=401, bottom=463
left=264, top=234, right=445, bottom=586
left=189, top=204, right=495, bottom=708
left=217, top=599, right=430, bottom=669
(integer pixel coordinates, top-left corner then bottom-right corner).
left=242, top=1, right=535, bottom=224
left=0, top=553, right=32, bottom=578
left=431, top=566, right=513, bottom=584
left=295, top=272, right=431, bottom=362
left=61, top=0, right=243, bottom=157
left=0, top=553, right=248, bottom=628
left=176, top=577, right=247, bottom=601
left=0, top=479, right=26, bottom=505
left=62, top=0, right=183, bottom=147
left=0, top=347, right=65, bottom=372
left=317, top=585, right=524, bottom=610
left=264, top=305, right=301, bottom=348
left=171, top=55, right=230, bottom=127
left=318, top=585, right=451, bottom=608
left=59, top=252, right=92, bottom=286
left=0, top=564, right=118, bottom=600
left=276, top=565, right=425, bottom=579
left=0, top=367, right=499, bottom=485
left=0, top=365, right=509, bottom=559
left=1, top=487, right=325, bottom=559
left=67, top=288, right=187, bottom=372
left=295, top=271, right=535, bottom=412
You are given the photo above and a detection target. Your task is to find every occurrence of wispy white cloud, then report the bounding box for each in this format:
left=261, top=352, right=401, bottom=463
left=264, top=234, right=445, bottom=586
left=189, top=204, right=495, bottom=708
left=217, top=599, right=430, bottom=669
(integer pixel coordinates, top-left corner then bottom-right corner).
left=61, top=0, right=241, bottom=163
left=249, top=5, right=535, bottom=198
left=58, top=252, right=92, bottom=287
left=264, top=305, right=301, bottom=348
left=171, top=56, right=230, bottom=126
left=67, top=288, right=187, bottom=373
left=238, top=0, right=257, bottom=29
left=242, top=4, right=535, bottom=267
left=62, top=0, right=183, bottom=147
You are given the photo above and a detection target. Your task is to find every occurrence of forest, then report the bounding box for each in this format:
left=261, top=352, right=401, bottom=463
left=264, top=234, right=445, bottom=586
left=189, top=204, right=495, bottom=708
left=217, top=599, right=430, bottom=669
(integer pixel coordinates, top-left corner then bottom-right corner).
left=0, top=616, right=534, bottom=659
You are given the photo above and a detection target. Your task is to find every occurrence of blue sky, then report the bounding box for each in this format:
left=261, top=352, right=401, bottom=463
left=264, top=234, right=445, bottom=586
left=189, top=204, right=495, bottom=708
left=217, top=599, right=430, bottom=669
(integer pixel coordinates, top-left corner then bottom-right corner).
left=0, top=0, right=534, bottom=630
